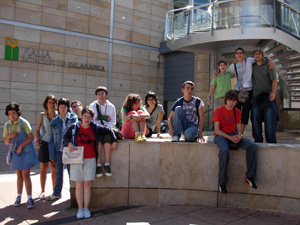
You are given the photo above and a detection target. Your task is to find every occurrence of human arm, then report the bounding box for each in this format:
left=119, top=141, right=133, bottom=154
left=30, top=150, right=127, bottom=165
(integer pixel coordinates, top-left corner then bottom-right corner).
left=106, top=104, right=116, bottom=127
left=207, top=85, right=215, bottom=105
left=214, top=122, right=241, bottom=143
left=16, top=133, right=34, bottom=155
left=139, top=108, right=150, bottom=120
left=155, top=111, right=164, bottom=138
left=167, top=111, right=174, bottom=136
left=4, top=133, right=17, bottom=145
left=35, top=113, right=43, bottom=148
left=48, top=122, right=56, bottom=161
left=269, top=79, right=278, bottom=102
left=197, top=106, right=205, bottom=142
left=212, top=70, right=218, bottom=79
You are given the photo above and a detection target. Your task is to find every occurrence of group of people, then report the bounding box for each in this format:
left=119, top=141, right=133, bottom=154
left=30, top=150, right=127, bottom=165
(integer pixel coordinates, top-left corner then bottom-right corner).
left=2, top=86, right=165, bottom=219
left=3, top=46, right=278, bottom=218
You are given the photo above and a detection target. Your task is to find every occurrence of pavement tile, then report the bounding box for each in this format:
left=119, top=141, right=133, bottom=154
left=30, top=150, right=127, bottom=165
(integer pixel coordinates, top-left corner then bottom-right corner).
left=252, top=210, right=300, bottom=225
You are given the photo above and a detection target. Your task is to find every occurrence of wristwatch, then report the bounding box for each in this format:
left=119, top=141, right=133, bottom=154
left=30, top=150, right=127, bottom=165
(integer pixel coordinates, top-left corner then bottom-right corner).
left=130, top=115, right=133, bottom=119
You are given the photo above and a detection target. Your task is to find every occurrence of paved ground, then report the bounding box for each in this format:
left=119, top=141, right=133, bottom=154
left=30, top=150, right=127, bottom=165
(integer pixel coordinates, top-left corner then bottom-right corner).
left=0, top=131, right=300, bottom=225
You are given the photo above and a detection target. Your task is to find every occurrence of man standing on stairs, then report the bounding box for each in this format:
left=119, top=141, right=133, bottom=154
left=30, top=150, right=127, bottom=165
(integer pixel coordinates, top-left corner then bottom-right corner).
left=251, top=47, right=278, bottom=143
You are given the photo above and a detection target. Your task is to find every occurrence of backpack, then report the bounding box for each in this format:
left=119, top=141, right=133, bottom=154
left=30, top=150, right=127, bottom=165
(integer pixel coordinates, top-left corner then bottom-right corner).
left=177, top=97, right=202, bottom=125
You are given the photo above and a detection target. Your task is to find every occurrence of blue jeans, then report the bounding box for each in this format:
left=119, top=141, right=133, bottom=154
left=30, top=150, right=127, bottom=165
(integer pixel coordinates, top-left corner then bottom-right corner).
left=252, top=95, right=277, bottom=143
left=173, top=106, right=199, bottom=142
left=214, top=135, right=257, bottom=186
left=53, top=151, right=67, bottom=197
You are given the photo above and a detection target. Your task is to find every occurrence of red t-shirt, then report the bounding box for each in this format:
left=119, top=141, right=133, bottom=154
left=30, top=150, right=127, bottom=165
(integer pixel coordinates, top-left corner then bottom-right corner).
left=212, top=105, right=241, bottom=135
left=77, top=124, right=95, bottom=159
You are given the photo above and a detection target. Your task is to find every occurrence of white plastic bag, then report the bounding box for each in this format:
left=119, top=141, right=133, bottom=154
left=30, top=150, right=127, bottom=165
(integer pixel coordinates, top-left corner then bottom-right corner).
left=62, top=146, right=84, bottom=164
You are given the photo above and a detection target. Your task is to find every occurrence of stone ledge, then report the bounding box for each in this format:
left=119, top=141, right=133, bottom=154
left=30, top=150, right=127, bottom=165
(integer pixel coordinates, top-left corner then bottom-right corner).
left=70, top=139, right=300, bottom=215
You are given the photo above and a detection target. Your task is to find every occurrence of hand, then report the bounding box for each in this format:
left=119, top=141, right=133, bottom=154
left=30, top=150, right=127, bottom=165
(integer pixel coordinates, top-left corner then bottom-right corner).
left=132, top=114, right=141, bottom=121
left=269, top=92, right=275, bottom=101
left=111, top=142, right=117, bottom=151
left=212, top=70, right=218, bottom=78
left=68, top=143, right=74, bottom=152
left=17, top=145, right=23, bottom=155
left=230, top=135, right=241, bottom=144
left=37, top=143, right=42, bottom=149
left=268, top=58, right=274, bottom=69
left=207, top=98, right=211, bottom=105
left=8, top=132, right=17, bottom=139
left=197, top=134, right=205, bottom=143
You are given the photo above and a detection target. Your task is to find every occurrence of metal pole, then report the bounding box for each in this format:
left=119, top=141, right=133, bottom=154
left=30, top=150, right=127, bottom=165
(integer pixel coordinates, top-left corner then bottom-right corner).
left=107, top=0, right=115, bottom=97
left=273, top=0, right=276, bottom=33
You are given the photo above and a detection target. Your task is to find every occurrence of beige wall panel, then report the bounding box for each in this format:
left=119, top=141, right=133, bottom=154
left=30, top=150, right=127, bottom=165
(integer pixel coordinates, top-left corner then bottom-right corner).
left=134, top=0, right=151, bottom=14
left=89, top=22, right=110, bottom=38
left=151, top=5, right=167, bottom=18
left=112, top=43, right=132, bottom=57
left=0, top=66, right=11, bottom=82
left=89, top=17, right=110, bottom=26
left=63, top=73, right=86, bottom=88
left=64, top=54, right=87, bottom=64
left=11, top=68, right=38, bottom=83
left=11, top=82, right=37, bottom=91
left=89, top=5, right=110, bottom=19
left=86, top=70, right=107, bottom=77
left=115, top=0, right=134, bottom=9
left=0, top=1, right=16, bottom=7
left=114, top=22, right=133, bottom=32
left=67, top=0, right=90, bottom=16
left=134, top=10, right=150, bottom=19
left=66, top=11, right=89, bottom=21
left=115, top=5, right=134, bottom=15
left=19, top=0, right=43, bottom=5
left=133, top=15, right=150, bottom=29
left=113, top=27, right=132, bottom=42
left=111, top=79, right=131, bottom=92
left=38, top=63, right=65, bottom=73
left=63, top=86, right=85, bottom=94
left=195, top=80, right=209, bottom=92
left=132, top=58, right=150, bottom=66
left=88, top=51, right=109, bottom=60
left=65, top=35, right=88, bottom=50
left=131, top=63, right=149, bottom=76
left=114, top=11, right=133, bottom=26
left=42, top=7, right=67, bottom=17
left=132, top=47, right=150, bottom=60
left=0, top=45, right=5, bottom=60
left=17, top=40, right=39, bottom=50
left=112, top=73, right=132, bottom=81
left=86, top=76, right=107, bottom=89
left=112, top=60, right=132, bottom=74
left=112, top=55, right=132, bottom=63
left=131, top=81, right=149, bottom=93
left=43, top=0, right=67, bottom=10
left=11, top=89, right=36, bottom=104
left=12, top=61, right=38, bottom=70
left=0, top=24, right=14, bottom=38
left=37, top=84, right=62, bottom=93
left=195, top=60, right=210, bottom=73
left=15, top=8, right=41, bottom=25
left=21, top=110, right=37, bottom=124
left=14, top=27, right=40, bottom=43
left=88, top=188, right=129, bottom=207
left=151, top=20, right=165, bottom=33
left=150, top=51, right=162, bottom=63
left=151, top=0, right=168, bottom=8
left=40, top=44, right=65, bottom=54
left=37, top=90, right=62, bottom=104
left=0, top=81, right=10, bottom=89
left=40, top=31, right=65, bottom=46
left=41, top=13, right=66, bottom=29
left=90, top=1, right=111, bottom=8
left=129, top=189, right=159, bottom=205
left=150, top=30, right=163, bottom=38
left=133, top=26, right=150, bottom=36
left=0, top=6, right=14, bottom=20
left=66, top=18, right=89, bottom=33
left=132, top=32, right=150, bottom=46
left=16, top=1, right=42, bottom=11
left=38, top=70, right=63, bottom=85
left=0, top=88, right=10, bottom=103
left=87, top=57, right=108, bottom=68
left=150, top=37, right=161, bottom=48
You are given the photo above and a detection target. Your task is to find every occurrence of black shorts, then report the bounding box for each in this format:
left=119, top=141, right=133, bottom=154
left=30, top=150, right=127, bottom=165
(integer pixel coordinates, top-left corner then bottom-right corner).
left=146, top=127, right=153, bottom=138
left=99, top=133, right=112, bottom=144
left=235, top=90, right=253, bottom=125
left=38, top=140, right=50, bottom=163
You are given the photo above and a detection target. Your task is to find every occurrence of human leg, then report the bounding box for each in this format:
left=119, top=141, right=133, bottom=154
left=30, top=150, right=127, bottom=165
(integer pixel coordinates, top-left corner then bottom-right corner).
left=22, top=168, right=32, bottom=196
left=40, top=162, right=48, bottom=194
left=83, top=181, right=92, bottom=208
left=50, top=161, right=56, bottom=191
left=251, top=96, right=263, bottom=142
left=240, top=91, right=253, bottom=134
left=75, top=181, right=84, bottom=208
left=263, top=99, right=277, bottom=143
left=183, top=123, right=198, bottom=142
left=239, top=137, right=257, bottom=178
left=173, top=106, right=188, bottom=138
left=52, top=151, right=63, bottom=197
left=214, top=135, right=231, bottom=186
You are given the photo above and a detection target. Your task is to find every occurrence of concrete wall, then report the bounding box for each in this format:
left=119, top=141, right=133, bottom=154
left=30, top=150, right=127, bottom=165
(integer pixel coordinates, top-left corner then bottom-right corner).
left=70, top=140, right=300, bottom=215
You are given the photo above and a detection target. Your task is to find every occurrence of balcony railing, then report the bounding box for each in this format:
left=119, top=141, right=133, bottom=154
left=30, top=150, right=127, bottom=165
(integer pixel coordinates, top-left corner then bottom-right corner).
left=165, top=0, right=300, bottom=41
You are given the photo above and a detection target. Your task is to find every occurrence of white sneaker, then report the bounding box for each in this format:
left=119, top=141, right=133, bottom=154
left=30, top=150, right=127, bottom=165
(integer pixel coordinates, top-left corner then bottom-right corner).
left=171, top=136, right=179, bottom=142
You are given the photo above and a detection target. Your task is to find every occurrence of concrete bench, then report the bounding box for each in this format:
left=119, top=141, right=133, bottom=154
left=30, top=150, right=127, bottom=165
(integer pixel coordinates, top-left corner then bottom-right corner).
left=70, top=138, right=300, bottom=215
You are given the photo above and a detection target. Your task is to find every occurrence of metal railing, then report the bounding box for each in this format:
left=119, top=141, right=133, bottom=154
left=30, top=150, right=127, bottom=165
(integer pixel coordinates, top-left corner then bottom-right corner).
left=165, top=0, right=300, bottom=41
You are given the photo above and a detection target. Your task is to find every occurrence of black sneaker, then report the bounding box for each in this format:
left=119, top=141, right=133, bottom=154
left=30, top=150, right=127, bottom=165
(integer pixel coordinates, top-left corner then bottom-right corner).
left=104, top=165, right=112, bottom=176
left=245, top=177, right=257, bottom=189
left=27, top=198, right=35, bottom=209
left=219, top=185, right=227, bottom=194
left=96, top=166, right=103, bottom=177
left=14, top=196, right=21, bottom=207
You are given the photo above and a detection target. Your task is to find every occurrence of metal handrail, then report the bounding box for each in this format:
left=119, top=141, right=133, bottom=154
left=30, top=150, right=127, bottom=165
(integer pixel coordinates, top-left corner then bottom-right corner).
left=165, top=0, right=300, bottom=41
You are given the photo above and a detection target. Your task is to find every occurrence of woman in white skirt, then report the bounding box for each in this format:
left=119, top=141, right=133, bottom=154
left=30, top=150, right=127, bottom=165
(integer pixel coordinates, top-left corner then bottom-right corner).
left=63, top=106, right=117, bottom=219
left=3, top=102, right=39, bottom=209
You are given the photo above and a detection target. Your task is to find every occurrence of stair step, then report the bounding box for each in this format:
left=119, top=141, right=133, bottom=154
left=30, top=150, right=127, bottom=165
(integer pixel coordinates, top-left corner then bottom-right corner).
left=283, top=72, right=300, bottom=76
left=277, top=57, right=300, bottom=65
left=265, top=44, right=287, bottom=54
left=290, top=89, right=300, bottom=93
left=261, top=40, right=276, bottom=49
left=271, top=50, right=298, bottom=60
left=287, top=78, right=300, bottom=82
left=279, top=65, right=300, bottom=71
left=289, top=84, right=300, bottom=87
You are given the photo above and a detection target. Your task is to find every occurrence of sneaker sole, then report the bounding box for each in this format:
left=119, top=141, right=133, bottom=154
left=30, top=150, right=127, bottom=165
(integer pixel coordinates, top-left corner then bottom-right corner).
left=14, top=204, right=21, bottom=207
left=245, top=177, right=257, bottom=189
left=27, top=205, right=35, bottom=209
left=96, top=174, right=103, bottom=177
left=105, top=173, right=112, bottom=176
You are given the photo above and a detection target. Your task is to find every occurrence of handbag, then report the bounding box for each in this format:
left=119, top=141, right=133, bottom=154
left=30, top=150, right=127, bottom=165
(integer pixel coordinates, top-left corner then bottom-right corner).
left=6, top=150, right=12, bottom=165
left=62, top=146, right=84, bottom=164
left=228, top=108, right=240, bottom=150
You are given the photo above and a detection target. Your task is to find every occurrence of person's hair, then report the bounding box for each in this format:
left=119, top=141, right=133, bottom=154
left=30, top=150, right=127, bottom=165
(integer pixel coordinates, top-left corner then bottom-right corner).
left=57, top=98, right=70, bottom=113
left=71, top=100, right=82, bottom=108
left=182, top=81, right=194, bottom=89
left=81, top=106, right=94, bottom=117
left=218, top=60, right=227, bottom=67
left=122, top=94, right=142, bottom=112
left=224, top=90, right=239, bottom=105
left=95, top=86, right=108, bottom=95
left=5, top=102, right=22, bottom=116
left=144, top=91, right=159, bottom=107
left=235, top=47, right=245, bottom=54
left=43, top=94, right=58, bottom=111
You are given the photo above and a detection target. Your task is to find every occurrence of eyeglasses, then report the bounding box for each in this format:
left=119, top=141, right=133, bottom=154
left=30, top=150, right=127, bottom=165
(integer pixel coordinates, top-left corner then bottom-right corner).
left=147, top=98, right=155, bottom=101
left=71, top=105, right=80, bottom=109
left=97, top=92, right=107, bottom=96
left=82, top=115, right=93, bottom=120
